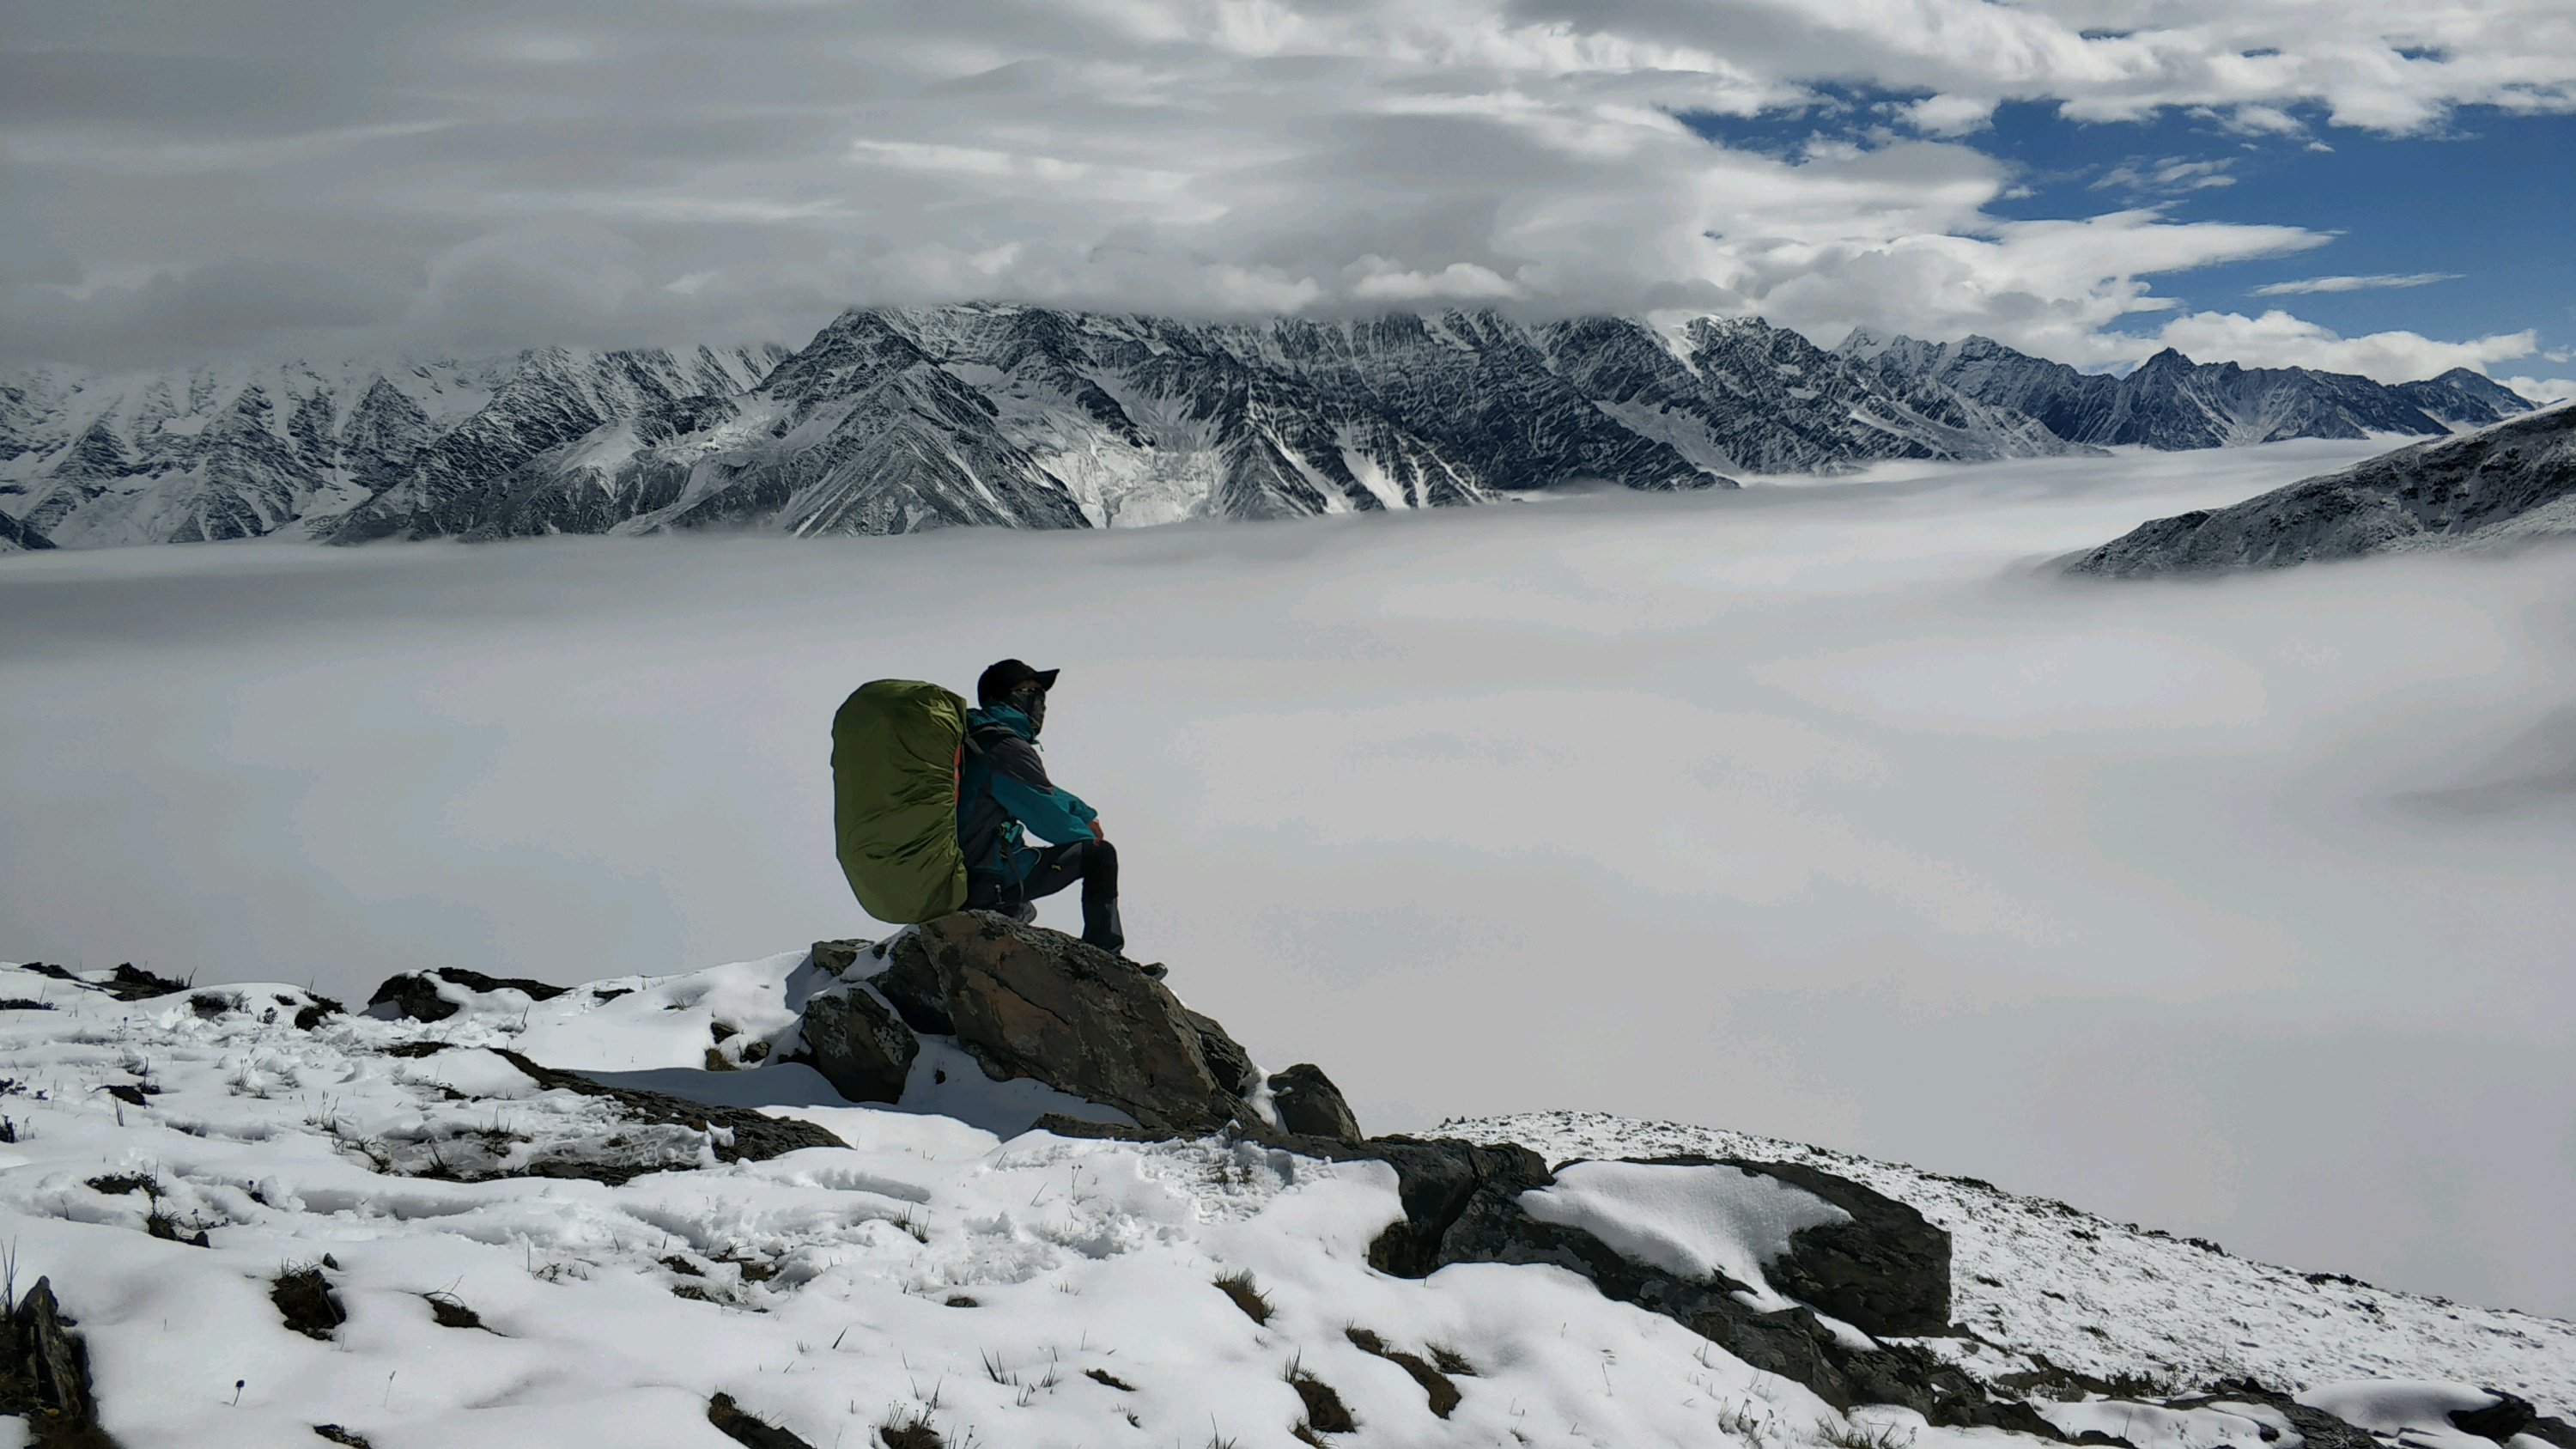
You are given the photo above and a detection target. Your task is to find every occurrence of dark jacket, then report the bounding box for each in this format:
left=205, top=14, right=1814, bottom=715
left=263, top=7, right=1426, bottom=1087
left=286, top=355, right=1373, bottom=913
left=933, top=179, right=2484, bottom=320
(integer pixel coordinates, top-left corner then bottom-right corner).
left=956, top=703, right=1097, bottom=886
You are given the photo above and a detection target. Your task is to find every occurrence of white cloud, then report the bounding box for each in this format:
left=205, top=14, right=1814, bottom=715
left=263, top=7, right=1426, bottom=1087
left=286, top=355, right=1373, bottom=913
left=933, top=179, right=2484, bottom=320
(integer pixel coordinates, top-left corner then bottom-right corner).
left=1, top=0, right=2567, bottom=367
left=2498, top=374, right=2576, bottom=404
left=2148, top=309, right=2537, bottom=381
left=2251, top=271, right=2464, bottom=295
left=2091, top=156, right=2239, bottom=192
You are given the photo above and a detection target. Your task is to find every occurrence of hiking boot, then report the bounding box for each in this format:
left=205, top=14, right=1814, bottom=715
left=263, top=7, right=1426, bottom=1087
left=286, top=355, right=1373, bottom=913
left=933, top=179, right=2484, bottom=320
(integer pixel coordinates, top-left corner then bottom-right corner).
left=997, top=901, right=1037, bottom=925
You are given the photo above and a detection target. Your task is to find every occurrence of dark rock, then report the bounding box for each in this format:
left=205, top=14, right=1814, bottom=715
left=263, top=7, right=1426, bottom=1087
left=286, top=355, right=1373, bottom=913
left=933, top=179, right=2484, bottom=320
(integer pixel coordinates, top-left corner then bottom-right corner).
left=368, top=968, right=568, bottom=1022
left=1185, top=1009, right=1259, bottom=1098
left=2176, top=1382, right=2381, bottom=1449
left=792, top=987, right=919, bottom=1104
left=492, top=1050, right=847, bottom=1180
left=885, top=914, right=1242, bottom=1131
left=292, top=995, right=344, bottom=1031
left=100, top=1085, right=147, bottom=1108
left=271, top=1266, right=344, bottom=1341
left=872, top=931, right=954, bottom=1036
left=1339, top=1135, right=2035, bottom=1431
left=2451, top=1391, right=2537, bottom=1445
left=1623, top=1155, right=1952, bottom=1336
left=2520, top=1416, right=2576, bottom=1449
left=102, top=964, right=186, bottom=1001
left=422, top=1294, right=484, bottom=1330
left=708, top=1391, right=818, bottom=1449
left=313, top=1426, right=372, bottom=1447
left=1267, top=1063, right=1362, bottom=1142
left=808, top=939, right=871, bottom=977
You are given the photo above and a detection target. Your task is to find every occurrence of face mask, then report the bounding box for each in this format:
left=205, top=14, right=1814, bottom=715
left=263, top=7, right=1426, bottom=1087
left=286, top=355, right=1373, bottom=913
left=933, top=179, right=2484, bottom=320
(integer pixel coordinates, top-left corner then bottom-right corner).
left=1016, top=685, right=1048, bottom=735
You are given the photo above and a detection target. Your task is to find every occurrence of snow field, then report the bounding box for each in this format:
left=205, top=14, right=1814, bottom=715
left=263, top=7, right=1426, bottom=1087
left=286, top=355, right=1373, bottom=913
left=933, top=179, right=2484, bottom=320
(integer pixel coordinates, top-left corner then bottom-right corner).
left=0, top=956, right=1991, bottom=1449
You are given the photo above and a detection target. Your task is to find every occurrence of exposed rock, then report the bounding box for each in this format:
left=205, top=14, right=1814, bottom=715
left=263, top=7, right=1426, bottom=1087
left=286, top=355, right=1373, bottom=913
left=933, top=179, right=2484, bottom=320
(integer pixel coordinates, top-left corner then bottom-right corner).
left=1184, top=1008, right=1259, bottom=1098
left=792, top=986, right=919, bottom=1104
left=884, top=913, right=1242, bottom=1131
left=493, top=1050, right=847, bottom=1178
left=2172, top=1382, right=2383, bottom=1449
left=367, top=968, right=569, bottom=1022
left=2450, top=1391, right=2537, bottom=1445
left=808, top=939, right=872, bottom=978
left=707, top=1391, right=819, bottom=1449
left=1331, top=1135, right=2037, bottom=1430
left=1666, top=1154, right=1951, bottom=1336
left=872, top=933, right=955, bottom=1036
left=1267, top=1062, right=1363, bottom=1142
left=271, top=1266, right=344, bottom=1341
left=2062, top=402, right=2576, bottom=575
left=5, top=1278, right=118, bottom=1449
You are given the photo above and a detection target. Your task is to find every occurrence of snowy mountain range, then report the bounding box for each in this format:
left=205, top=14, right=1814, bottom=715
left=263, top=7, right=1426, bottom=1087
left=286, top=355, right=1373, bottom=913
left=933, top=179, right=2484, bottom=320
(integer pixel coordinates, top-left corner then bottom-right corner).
left=1843, top=332, right=2536, bottom=450
left=0, top=307, right=2540, bottom=552
left=3, top=941, right=2569, bottom=1448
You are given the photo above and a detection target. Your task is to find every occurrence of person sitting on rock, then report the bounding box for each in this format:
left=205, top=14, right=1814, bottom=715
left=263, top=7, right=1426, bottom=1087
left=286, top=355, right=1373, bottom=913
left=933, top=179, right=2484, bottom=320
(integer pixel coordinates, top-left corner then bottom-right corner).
left=957, top=658, right=1134, bottom=962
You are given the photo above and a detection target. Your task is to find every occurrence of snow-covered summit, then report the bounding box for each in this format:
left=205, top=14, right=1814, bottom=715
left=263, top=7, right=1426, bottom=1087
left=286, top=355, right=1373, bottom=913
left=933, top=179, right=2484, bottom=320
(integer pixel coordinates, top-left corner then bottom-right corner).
left=0, top=947, right=2566, bottom=1448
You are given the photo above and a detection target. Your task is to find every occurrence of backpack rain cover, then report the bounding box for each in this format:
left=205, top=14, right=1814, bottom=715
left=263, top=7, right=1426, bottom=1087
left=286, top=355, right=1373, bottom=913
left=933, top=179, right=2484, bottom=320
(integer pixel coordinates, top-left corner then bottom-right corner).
left=830, top=679, right=969, bottom=924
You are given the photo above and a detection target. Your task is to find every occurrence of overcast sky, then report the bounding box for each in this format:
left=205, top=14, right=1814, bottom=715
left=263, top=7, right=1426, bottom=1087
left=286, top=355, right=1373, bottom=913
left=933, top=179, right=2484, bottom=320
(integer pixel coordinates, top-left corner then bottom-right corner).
left=3, top=0, right=2572, bottom=391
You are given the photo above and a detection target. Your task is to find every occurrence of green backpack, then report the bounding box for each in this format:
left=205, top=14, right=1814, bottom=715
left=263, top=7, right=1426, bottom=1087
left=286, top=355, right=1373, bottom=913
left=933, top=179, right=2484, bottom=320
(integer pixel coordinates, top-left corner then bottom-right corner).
left=830, top=679, right=972, bottom=925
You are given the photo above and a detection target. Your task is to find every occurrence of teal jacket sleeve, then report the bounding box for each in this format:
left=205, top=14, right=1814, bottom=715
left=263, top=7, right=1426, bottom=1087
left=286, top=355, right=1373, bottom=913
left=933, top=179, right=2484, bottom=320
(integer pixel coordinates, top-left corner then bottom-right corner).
left=987, top=772, right=1096, bottom=843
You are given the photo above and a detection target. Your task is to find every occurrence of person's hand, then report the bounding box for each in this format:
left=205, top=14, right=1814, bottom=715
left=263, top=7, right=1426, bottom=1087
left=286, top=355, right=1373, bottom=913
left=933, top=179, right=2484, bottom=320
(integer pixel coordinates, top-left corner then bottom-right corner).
left=1089, top=819, right=1108, bottom=842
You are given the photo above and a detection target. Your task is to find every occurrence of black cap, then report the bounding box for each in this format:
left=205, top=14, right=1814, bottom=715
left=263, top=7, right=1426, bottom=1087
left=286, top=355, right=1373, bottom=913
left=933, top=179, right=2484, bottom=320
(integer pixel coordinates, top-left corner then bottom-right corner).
left=976, top=658, right=1060, bottom=705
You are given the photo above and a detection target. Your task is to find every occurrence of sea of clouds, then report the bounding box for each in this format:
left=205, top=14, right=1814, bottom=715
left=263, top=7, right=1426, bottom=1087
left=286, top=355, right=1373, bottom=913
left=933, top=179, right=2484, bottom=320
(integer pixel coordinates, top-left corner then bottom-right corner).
left=4, top=441, right=2573, bottom=1320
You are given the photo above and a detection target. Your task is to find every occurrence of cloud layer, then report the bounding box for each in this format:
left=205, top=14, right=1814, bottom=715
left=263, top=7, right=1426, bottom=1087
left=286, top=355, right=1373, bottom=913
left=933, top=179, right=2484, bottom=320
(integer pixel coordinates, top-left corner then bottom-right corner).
left=4, top=1, right=2570, bottom=374
left=5, top=442, right=2573, bottom=1318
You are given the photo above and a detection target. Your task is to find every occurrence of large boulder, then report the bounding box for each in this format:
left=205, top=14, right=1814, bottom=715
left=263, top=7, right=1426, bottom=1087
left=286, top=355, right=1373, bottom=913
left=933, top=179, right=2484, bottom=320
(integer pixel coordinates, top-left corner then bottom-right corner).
left=792, top=986, right=918, bottom=1105
left=883, top=912, right=1247, bottom=1132
left=1268, top=1063, right=1363, bottom=1142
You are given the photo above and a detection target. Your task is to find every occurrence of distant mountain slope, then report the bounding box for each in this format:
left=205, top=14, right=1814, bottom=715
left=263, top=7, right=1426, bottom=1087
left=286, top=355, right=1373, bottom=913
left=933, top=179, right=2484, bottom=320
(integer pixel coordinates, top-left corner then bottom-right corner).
left=0, top=307, right=2112, bottom=549
left=1844, top=332, right=2537, bottom=449
left=2062, top=402, right=2576, bottom=576
left=0, top=349, right=784, bottom=550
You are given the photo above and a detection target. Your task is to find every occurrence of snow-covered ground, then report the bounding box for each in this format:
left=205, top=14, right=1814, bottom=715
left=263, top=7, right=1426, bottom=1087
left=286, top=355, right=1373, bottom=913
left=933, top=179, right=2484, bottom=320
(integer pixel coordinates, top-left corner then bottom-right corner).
left=2, top=951, right=2565, bottom=1448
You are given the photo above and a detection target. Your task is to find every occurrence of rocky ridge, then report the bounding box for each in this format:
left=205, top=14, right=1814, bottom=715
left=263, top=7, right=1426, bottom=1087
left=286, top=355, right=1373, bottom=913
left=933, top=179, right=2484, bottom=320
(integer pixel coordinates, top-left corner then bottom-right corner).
left=2062, top=400, right=2576, bottom=575
left=1844, top=332, right=2539, bottom=449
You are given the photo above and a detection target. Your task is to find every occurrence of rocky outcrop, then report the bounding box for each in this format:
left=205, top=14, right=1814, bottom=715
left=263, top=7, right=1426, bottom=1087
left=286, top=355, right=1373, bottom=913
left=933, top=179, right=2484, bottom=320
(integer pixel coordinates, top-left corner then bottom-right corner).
left=368, top=967, right=568, bottom=1022
left=1322, top=1135, right=2038, bottom=1429
left=791, top=984, right=917, bottom=1105
left=492, top=1050, right=847, bottom=1179
left=2, top=1276, right=121, bottom=1447
left=880, top=913, right=1247, bottom=1132
left=1267, top=1062, right=1363, bottom=1142
left=2062, top=401, right=2576, bottom=575
left=1707, top=1156, right=1950, bottom=1336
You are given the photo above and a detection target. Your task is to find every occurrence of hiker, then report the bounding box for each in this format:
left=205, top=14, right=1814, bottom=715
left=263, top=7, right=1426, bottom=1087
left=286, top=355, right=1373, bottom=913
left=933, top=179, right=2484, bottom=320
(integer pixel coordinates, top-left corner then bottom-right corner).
left=957, top=659, right=1131, bottom=959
